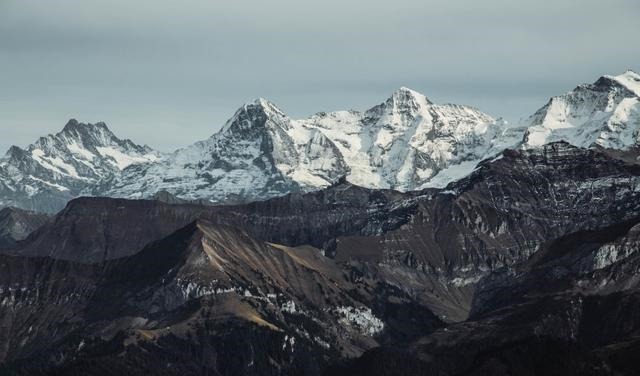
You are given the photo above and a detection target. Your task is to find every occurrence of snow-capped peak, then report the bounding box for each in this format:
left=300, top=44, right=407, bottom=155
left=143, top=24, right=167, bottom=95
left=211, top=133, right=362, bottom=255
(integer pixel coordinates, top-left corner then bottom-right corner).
left=605, top=70, right=640, bottom=97
left=394, top=86, right=429, bottom=100
left=387, top=86, right=432, bottom=110
left=56, top=119, right=132, bottom=151
left=522, top=71, right=640, bottom=149
left=11, top=72, right=640, bottom=214
left=220, top=98, right=289, bottom=136
left=98, top=86, right=505, bottom=204
left=0, top=119, right=159, bottom=212
left=361, top=87, right=434, bottom=133
left=255, top=97, right=287, bottom=117
left=62, top=118, right=107, bottom=132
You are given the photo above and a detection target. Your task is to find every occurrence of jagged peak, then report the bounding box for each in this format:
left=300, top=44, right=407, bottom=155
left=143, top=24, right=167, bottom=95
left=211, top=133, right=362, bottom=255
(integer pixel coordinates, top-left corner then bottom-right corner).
left=529, top=70, right=640, bottom=122
left=364, top=86, right=432, bottom=119
left=55, top=120, right=155, bottom=156
left=219, top=98, right=289, bottom=135
left=233, top=97, right=288, bottom=121
left=224, top=98, right=287, bottom=118
left=252, top=97, right=287, bottom=117
left=54, top=119, right=122, bottom=149
left=394, top=86, right=422, bottom=96
left=547, top=71, right=640, bottom=99
left=62, top=118, right=79, bottom=130
left=390, top=86, right=432, bottom=105
left=4, top=145, right=27, bottom=159
left=61, top=118, right=110, bottom=133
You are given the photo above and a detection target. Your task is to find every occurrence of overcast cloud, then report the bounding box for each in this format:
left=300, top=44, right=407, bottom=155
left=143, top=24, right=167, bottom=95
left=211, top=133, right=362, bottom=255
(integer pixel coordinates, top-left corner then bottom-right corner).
left=0, top=0, right=638, bottom=152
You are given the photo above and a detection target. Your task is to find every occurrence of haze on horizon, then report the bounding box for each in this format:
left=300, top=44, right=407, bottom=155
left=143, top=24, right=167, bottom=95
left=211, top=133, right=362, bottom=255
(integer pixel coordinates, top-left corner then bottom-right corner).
left=1, top=0, right=638, bottom=153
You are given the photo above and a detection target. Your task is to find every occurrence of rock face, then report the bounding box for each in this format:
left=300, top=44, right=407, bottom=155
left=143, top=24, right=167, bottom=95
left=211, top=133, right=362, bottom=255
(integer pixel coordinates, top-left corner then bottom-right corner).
left=0, top=119, right=158, bottom=212
left=0, top=89, right=506, bottom=212
left=0, top=207, right=50, bottom=248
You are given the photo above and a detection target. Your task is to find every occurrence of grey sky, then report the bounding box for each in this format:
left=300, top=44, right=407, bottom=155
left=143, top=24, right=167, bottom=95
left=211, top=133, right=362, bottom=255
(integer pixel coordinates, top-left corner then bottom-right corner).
left=1, top=0, right=638, bottom=153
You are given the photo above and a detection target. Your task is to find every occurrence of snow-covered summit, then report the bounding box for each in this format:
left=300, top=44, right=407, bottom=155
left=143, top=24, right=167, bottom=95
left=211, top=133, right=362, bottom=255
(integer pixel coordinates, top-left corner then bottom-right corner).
left=605, top=70, right=640, bottom=97
left=220, top=98, right=289, bottom=135
left=522, top=71, right=640, bottom=150
left=5, top=72, right=640, bottom=213
left=0, top=119, right=159, bottom=212
left=389, top=86, right=433, bottom=106
left=100, top=87, right=506, bottom=203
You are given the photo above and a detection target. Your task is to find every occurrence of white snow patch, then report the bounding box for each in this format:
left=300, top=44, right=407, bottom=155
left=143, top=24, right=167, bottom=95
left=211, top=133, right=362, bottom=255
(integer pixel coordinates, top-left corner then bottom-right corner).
left=450, top=275, right=484, bottom=287
left=334, top=306, right=384, bottom=336
left=96, top=146, right=158, bottom=170
left=67, top=142, right=96, bottom=161
left=607, top=70, right=640, bottom=98
left=593, top=245, right=636, bottom=270
left=31, top=149, right=80, bottom=178
left=419, top=160, right=480, bottom=189
left=281, top=300, right=299, bottom=314
left=27, top=176, right=69, bottom=192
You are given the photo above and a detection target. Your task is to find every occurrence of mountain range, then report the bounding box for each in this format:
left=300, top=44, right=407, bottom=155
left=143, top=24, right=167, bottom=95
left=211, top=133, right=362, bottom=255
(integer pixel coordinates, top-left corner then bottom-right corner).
left=3, top=70, right=638, bottom=213
left=3, top=140, right=640, bottom=374
left=1, top=70, right=640, bottom=375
